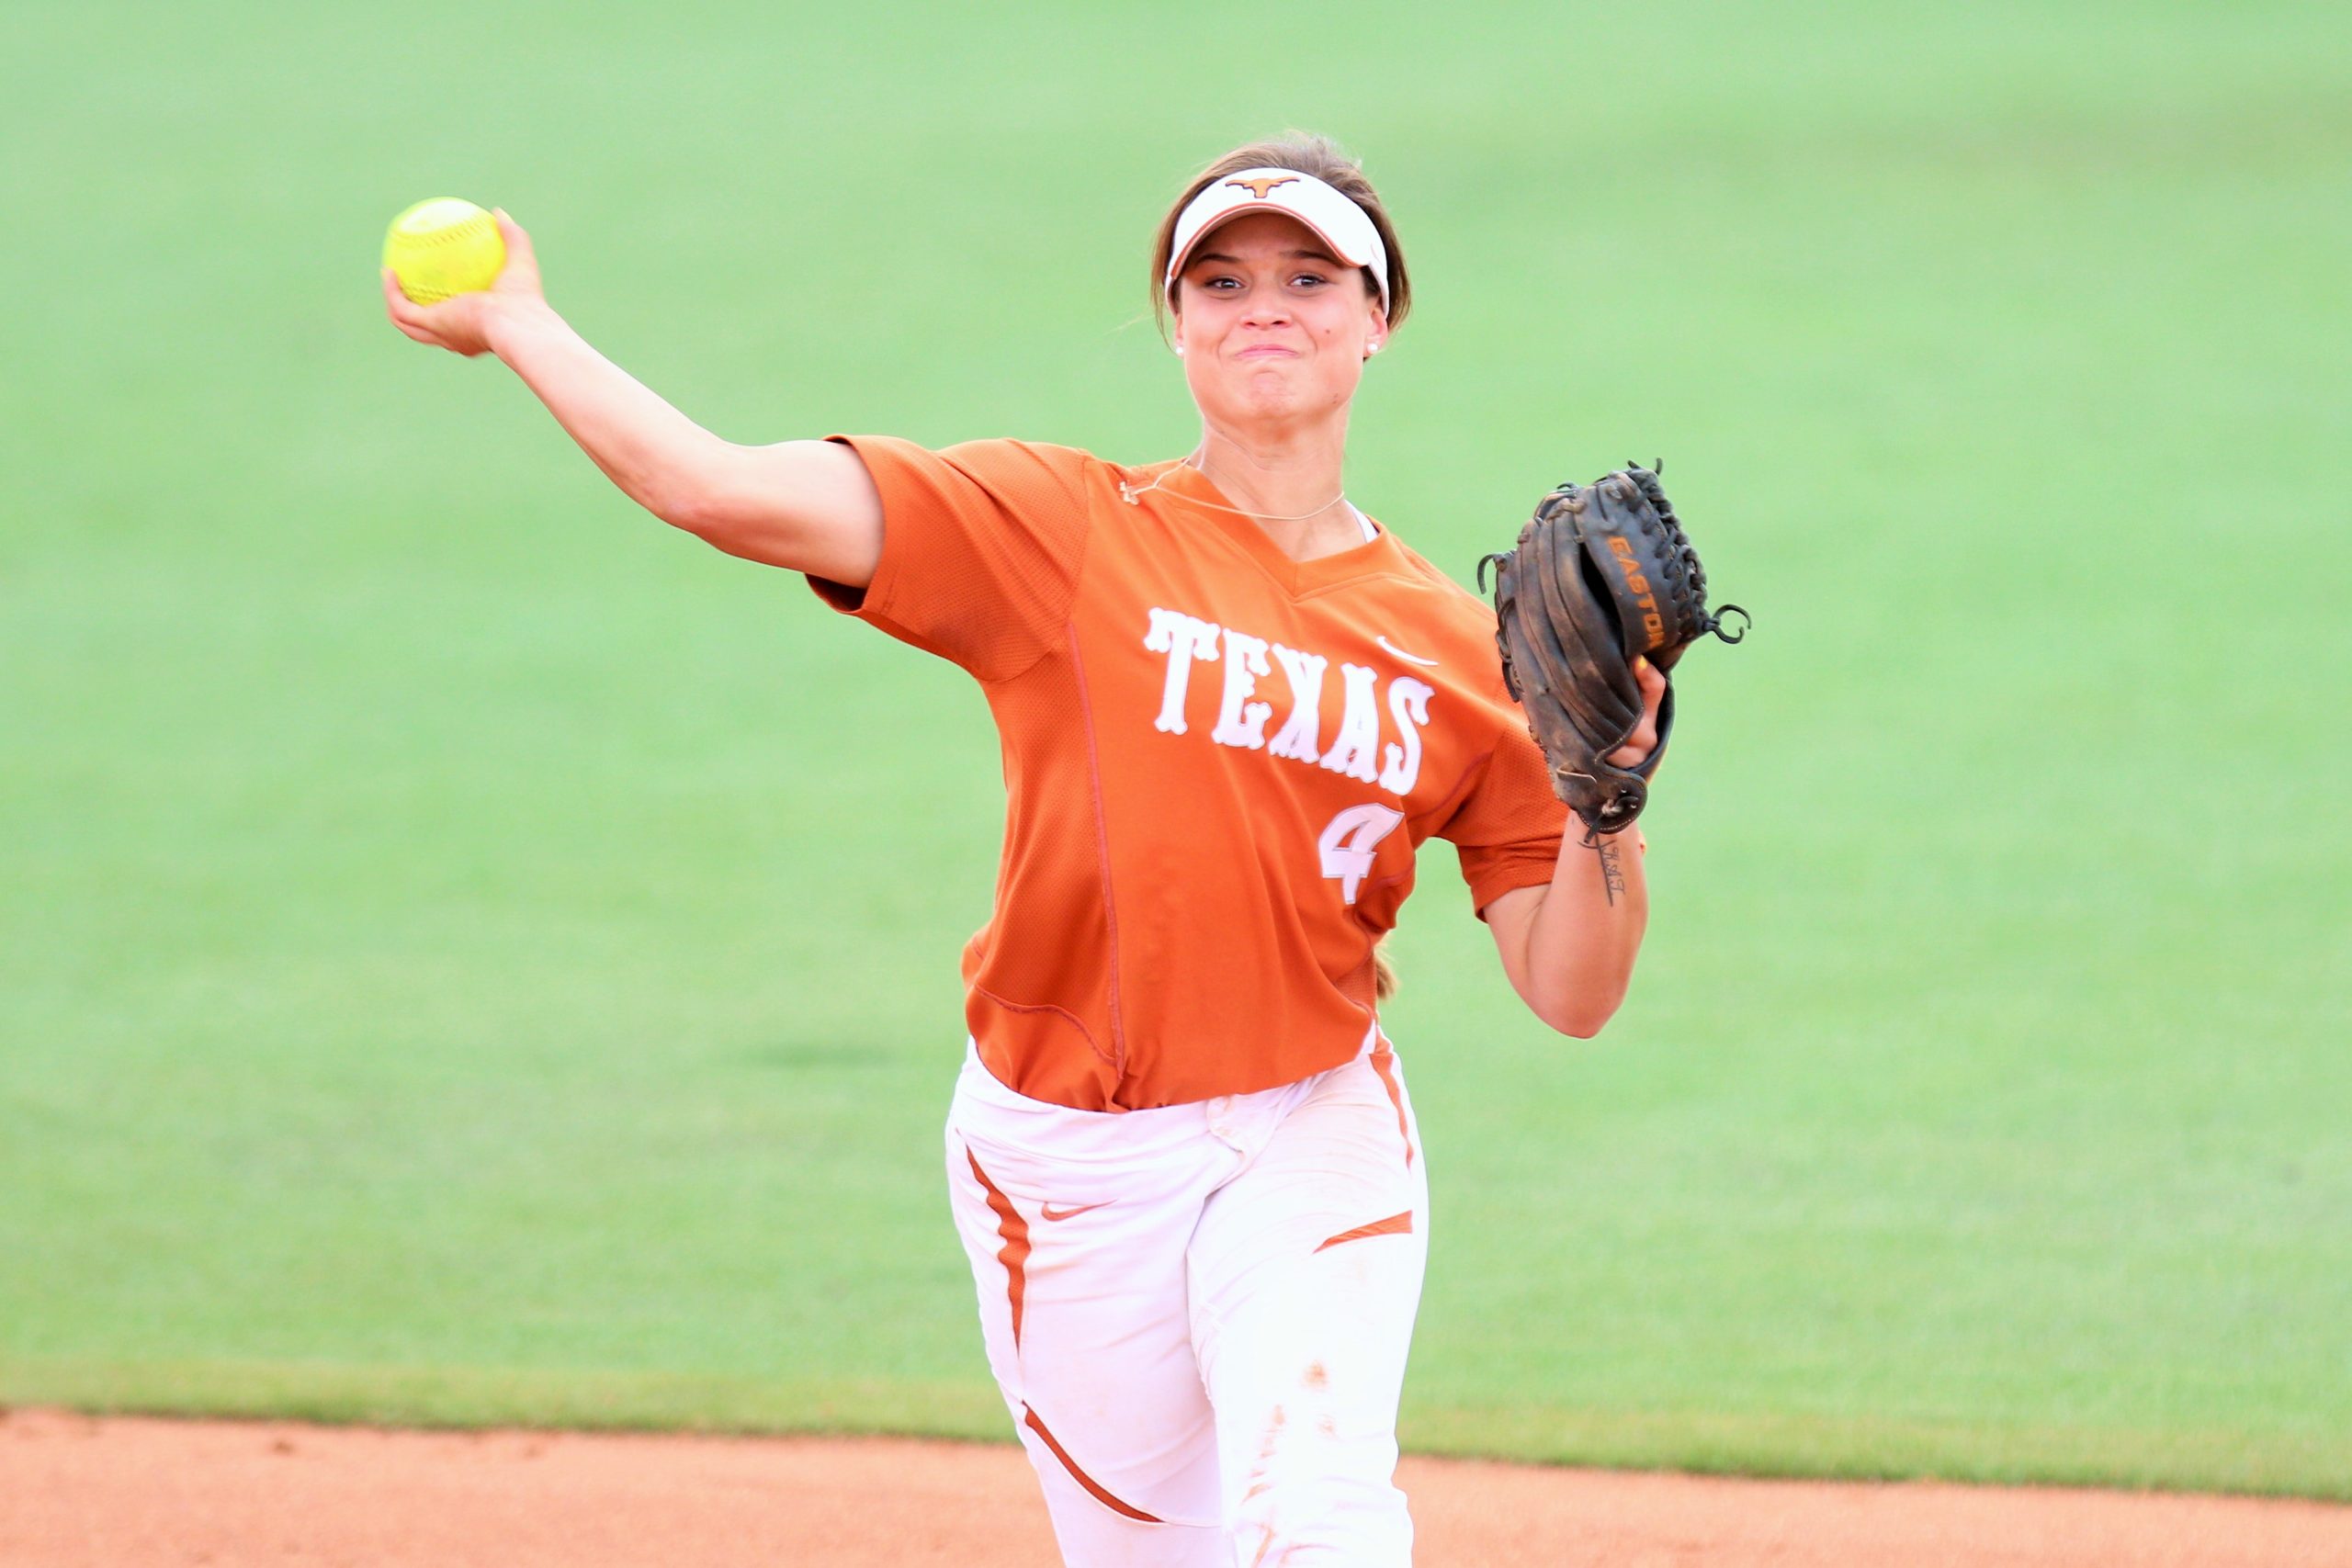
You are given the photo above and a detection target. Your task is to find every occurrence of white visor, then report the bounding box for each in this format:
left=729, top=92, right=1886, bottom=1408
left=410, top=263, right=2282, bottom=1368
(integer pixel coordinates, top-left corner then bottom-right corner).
left=1163, top=166, right=1390, bottom=315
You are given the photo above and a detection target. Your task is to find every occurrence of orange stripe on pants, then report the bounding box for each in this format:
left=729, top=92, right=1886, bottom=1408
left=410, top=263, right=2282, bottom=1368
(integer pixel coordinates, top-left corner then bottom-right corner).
left=1023, top=1405, right=1166, bottom=1523
left=965, top=1149, right=1031, bottom=1348
left=1368, top=1038, right=1415, bottom=1168
left=1316, top=1210, right=1414, bottom=1253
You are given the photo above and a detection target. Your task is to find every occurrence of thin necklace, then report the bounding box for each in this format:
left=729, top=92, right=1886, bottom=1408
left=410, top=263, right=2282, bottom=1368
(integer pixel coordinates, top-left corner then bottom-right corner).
left=1118, top=455, right=1347, bottom=523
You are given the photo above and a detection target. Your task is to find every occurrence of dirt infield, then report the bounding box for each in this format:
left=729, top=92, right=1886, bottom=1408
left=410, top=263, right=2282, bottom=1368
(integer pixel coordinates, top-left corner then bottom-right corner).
left=5, top=1406, right=2347, bottom=1566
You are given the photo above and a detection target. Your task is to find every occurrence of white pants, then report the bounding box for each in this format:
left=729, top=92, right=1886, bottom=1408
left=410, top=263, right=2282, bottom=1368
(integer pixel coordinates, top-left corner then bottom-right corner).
left=944, top=1028, right=1430, bottom=1567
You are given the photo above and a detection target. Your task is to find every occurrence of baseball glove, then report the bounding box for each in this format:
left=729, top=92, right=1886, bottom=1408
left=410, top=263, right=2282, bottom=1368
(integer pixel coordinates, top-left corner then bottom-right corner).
left=1477, top=464, right=1747, bottom=837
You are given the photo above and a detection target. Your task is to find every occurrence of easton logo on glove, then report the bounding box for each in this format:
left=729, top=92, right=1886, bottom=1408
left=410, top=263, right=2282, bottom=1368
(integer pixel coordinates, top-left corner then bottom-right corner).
left=1603, top=535, right=1668, bottom=649
left=1476, top=464, right=1747, bottom=837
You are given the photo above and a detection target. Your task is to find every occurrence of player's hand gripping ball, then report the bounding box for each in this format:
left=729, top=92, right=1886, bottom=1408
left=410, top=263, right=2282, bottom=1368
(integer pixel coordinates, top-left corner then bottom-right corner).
left=382, top=205, right=546, bottom=359
left=382, top=197, right=506, bottom=304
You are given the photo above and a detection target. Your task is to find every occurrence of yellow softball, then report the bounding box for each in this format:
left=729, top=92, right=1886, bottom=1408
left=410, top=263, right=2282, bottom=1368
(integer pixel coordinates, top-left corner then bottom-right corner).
left=382, top=197, right=507, bottom=305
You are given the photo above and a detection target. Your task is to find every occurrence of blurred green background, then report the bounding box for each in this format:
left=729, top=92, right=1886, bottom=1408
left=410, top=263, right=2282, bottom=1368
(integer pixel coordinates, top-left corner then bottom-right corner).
left=4, top=0, right=2346, bottom=1498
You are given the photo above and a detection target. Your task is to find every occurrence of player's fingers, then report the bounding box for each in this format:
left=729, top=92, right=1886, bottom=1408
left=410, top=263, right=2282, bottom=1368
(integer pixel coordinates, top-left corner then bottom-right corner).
left=1607, top=657, right=1665, bottom=767
left=1606, top=721, right=1656, bottom=769
left=382, top=278, right=444, bottom=344
left=1635, top=658, right=1666, bottom=720
left=382, top=271, right=433, bottom=338
left=491, top=209, right=544, bottom=293
left=1632, top=654, right=1666, bottom=702
left=382, top=268, right=438, bottom=329
left=387, top=310, right=443, bottom=348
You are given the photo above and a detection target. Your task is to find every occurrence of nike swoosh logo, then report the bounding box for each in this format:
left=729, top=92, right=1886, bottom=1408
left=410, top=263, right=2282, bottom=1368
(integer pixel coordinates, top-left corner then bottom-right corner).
left=1040, top=1201, right=1112, bottom=1222
left=1375, top=636, right=1439, bottom=668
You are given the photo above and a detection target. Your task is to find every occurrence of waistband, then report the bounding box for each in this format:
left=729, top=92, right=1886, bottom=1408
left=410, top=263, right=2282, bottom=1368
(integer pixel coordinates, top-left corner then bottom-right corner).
left=951, top=1021, right=1391, bottom=1171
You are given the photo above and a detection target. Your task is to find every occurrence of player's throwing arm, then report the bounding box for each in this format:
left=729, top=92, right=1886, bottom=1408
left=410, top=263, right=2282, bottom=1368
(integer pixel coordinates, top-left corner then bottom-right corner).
left=380, top=203, right=885, bottom=589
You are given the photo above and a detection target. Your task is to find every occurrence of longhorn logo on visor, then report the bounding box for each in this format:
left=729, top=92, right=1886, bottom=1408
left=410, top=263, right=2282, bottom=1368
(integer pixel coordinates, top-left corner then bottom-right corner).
left=1226, top=175, right=1301, bottom=200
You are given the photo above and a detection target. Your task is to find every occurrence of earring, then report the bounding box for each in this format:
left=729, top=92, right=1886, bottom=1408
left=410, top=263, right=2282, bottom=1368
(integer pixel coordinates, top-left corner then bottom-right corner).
left=1174, top=344, right=1186, bottom=355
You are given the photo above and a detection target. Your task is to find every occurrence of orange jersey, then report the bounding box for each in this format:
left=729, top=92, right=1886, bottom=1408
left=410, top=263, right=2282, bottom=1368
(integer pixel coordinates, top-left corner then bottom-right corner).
left=812, top=437, right=1569, bottom=1111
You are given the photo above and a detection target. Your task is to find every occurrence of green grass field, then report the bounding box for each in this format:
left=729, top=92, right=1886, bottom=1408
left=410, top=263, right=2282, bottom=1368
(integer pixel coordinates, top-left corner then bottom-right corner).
left=6, top=0, right=2347, bottom=1500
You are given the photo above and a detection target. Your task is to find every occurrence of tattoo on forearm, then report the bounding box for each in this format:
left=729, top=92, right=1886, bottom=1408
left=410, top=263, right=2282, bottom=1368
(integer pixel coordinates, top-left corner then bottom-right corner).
left=1595, top=839, right=1626, bottom=907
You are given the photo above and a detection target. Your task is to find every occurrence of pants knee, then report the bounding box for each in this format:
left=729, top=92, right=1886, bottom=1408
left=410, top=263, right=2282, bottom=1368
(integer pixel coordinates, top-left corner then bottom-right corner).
left=1227, top=1416, right=1410, bottom=1566
left=1228, top=1471, right=1411, bottom=1566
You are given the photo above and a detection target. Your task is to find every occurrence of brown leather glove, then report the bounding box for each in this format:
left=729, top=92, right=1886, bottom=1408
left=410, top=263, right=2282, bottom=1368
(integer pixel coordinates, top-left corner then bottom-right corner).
left=1478, top=466, right=1748, bottom=836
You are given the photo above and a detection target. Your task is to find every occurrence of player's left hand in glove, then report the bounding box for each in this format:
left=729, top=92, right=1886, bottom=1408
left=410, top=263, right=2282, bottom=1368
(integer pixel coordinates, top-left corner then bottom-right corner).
left=1478, top=464, right=1747, bottom=838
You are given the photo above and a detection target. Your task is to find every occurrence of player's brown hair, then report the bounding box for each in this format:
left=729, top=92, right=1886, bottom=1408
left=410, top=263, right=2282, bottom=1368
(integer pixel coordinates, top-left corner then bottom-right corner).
left=1150, top=132, right=1411, bottom=336
left=1372, top=937, right=1398, bottom=1002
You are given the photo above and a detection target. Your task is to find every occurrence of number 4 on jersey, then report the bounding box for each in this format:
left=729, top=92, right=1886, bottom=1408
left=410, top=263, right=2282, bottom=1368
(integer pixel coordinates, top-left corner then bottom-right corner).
left=1318, top=803, right=1405, bottom=906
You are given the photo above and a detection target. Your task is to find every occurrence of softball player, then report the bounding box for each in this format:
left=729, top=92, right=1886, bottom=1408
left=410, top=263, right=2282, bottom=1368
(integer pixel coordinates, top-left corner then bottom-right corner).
left=385, top=132, right=1662, bottom=1566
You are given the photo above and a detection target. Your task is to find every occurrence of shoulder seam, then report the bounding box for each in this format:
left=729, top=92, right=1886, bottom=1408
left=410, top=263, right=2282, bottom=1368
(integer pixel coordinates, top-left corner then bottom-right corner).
left=982, top=445, right=1102, bottom=686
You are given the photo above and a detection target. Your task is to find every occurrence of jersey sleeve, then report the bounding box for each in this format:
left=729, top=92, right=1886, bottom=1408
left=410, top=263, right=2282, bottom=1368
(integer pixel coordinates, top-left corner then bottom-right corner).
left=1440, top=719, right=1572, bottom=916
left=808, top=435, right=1093, bottom=682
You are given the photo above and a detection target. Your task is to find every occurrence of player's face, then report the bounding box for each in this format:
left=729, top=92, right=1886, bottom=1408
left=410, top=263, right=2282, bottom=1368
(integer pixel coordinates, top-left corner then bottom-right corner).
left=1170, top=210, right=1387, bottom=431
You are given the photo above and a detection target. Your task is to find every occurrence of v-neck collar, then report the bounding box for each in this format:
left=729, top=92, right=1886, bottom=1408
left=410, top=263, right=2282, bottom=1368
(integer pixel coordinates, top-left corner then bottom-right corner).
left=1145, top=460, right=1398, bottom=598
